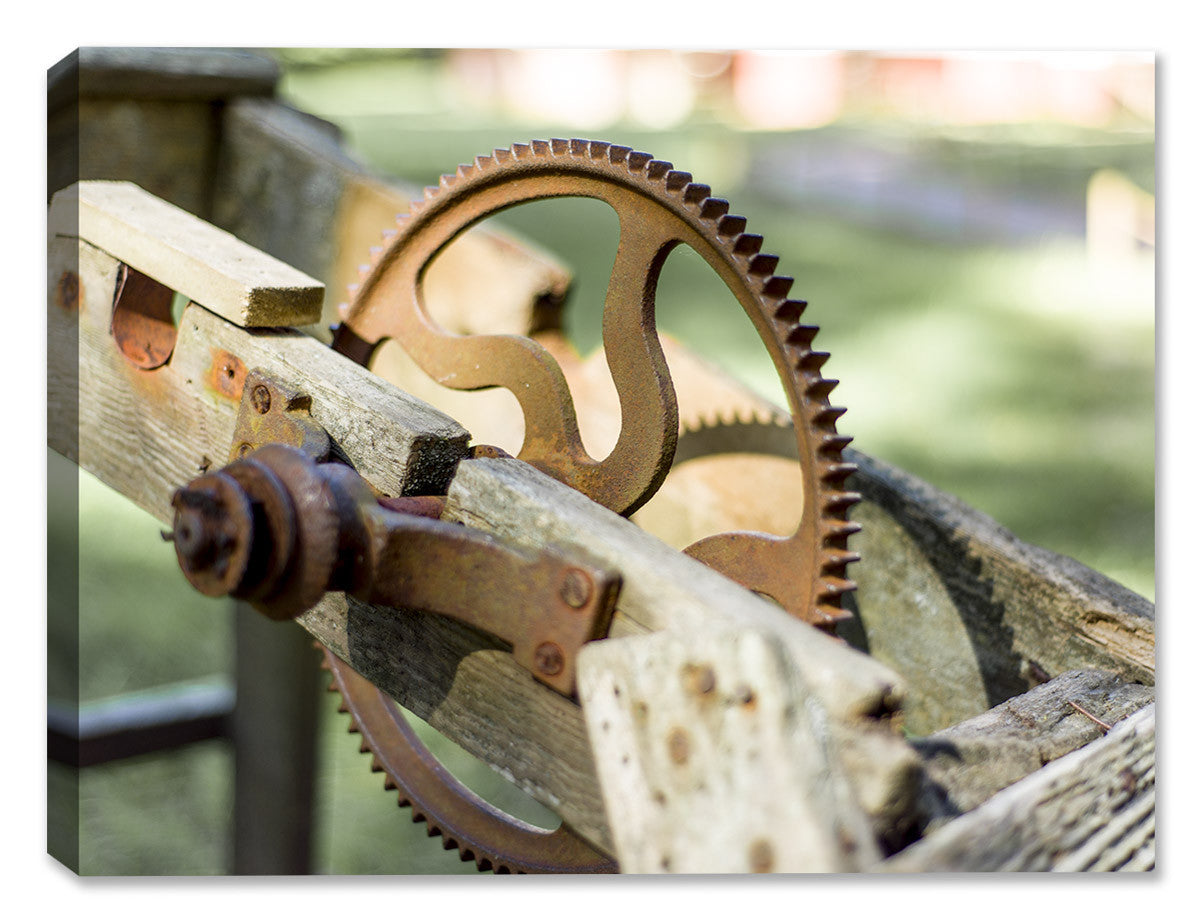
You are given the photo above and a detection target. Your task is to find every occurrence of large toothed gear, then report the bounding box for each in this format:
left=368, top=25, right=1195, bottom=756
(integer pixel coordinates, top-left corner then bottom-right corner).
left=334, top=138, right=859, bottom=626
left=327, top=139, right=861, bottom=872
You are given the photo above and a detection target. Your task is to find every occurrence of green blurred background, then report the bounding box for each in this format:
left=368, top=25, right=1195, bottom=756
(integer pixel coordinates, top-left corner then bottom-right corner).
left=53, top=49, right=1155, bottom=874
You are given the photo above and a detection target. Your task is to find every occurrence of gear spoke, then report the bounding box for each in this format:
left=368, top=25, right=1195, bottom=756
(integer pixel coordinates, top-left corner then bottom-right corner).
left=588, top=216, right=679, bottom=513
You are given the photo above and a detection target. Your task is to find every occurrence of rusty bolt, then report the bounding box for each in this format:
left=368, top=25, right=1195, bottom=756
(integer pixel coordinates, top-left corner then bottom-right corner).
left=560, top=568, right=593, bottom=608
left=534, top=642, right=565, bottom=677
left=667, top=727, right=689, bottom=765
left=250, top=384, right=272, bottom=414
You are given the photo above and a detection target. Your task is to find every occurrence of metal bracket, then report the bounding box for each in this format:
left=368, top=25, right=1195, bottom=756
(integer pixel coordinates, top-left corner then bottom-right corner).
left=229, top=369, right=331, bottom=462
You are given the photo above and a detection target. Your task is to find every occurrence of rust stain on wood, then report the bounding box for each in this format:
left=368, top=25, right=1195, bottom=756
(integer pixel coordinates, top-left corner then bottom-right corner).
left=55, top=271, right=82, bottom=313
left=209, top=349, right=247, bottom=401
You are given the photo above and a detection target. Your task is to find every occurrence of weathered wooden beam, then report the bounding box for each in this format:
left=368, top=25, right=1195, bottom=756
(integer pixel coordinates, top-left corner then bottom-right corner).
left=578, top=627, right=881, bottom=872
left=50, top=181, right=324, bottom=328
left=849, top=450, right=1154, bottom=733
left=882, top=704, right=1155, bottom=872
left=910, top=669, right=1154, bottom=824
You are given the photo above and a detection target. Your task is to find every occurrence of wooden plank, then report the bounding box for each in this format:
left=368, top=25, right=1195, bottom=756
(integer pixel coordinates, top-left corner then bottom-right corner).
left=48, top=236, right=469, bottom=523
left=849, top=450, right=1154, bottom=733
left=910, top=669, right=1154, bottom=824
left=577, top=627, right=881, bottom=872
left=881, top=704, right=1155, bottom=872
left=49, top=181, right=324, bottom=328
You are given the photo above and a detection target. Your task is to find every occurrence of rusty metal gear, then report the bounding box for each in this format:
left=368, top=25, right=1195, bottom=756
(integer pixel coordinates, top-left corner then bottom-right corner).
left=321, top=647, right=616, bottom=874
left=327, top=138, right=860, bottom=872
left=333, top=137, right=859, bottom=624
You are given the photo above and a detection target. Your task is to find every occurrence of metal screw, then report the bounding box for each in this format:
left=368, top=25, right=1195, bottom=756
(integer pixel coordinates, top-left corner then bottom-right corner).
left=560, top=568, right=593, bottom=608
left=534, top=641, right=565, bottom=677
left=251, top=384, right=272, bottom=414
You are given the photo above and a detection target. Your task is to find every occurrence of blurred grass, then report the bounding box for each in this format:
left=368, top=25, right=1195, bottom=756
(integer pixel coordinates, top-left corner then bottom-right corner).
left=57, top=50, right=1154, bottom=876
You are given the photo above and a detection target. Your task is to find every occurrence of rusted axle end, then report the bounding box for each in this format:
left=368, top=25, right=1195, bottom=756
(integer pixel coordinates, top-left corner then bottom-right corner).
left=169, top=445, right=619, bottom=695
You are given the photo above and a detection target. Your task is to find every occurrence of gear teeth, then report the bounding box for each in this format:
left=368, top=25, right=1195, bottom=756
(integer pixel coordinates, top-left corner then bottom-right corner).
left=682, top=182, right=711, bottom=203
left=587, top=140, right=610, bottom=159
left=799, top=350, right=831, bottom=371
left=492, top=148, right=512, bottom=163
left=819, top=576, right=856, bottom=597
left=824, top=520, right=862, bottom=540
left=733, top=233, right=763, bottom=255
left=531, top=139, right=551, bottom=155
left=512, top=142, right=532, bottom=159
left=820, top=462, right=857, bottom=485
left=346, top=282, right=360, bottom=300
left=665, top=170, right=692, bottom=191
left=748, top=254, right=779, bottom=276
left=773, top=298, right=808, bottom=324
left=646, top=159, right=673, bottom=179
left=808, top=378, right=839, bottom=401
left=627, top=150, right=653, bottom=170
left=336, top=303, right=350, bottom=321
left=816, top=604, right=855, bottom=624
left=814, top=406, right=848, bottom=425
left=605, top=143, right=631, bottom=163
left=717, top=214, right=747, bottom=237
left=822, top=550, right=861, bottom=571
left=820, top=434, right=853, bottom=455
left=700, top=198, right=730, bottom=220
left=786, top=324, right=819, bottom=348
left=567, top=138, right=588, bottom=155
left=357, top=263, right=371, bottom=281
left=381, top=228, right=397, bottom=244
left=763, top=276, right=793, bottom=298
left=474, top=154, right=494, bottom=171
left=824, top=490, right=862, bottom=514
